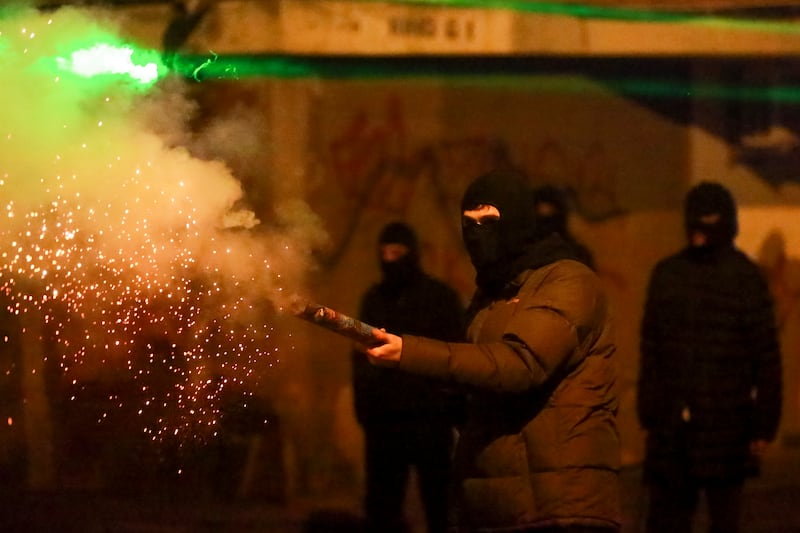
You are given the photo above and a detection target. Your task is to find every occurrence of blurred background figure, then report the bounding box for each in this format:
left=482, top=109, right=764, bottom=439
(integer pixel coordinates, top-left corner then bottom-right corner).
left=638, top=181, right=782, bottom=533
left=351, top=222, right=465, bottom=533
left=531, top=184, right=594, bottom=269
left=758, top=229, right=800, bottom=444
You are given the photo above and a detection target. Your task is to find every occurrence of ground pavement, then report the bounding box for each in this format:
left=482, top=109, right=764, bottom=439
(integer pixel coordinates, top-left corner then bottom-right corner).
left=1, top=444, right=799, bottom=532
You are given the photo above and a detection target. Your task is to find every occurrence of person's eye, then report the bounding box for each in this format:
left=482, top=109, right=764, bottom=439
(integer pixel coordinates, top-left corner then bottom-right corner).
left=478, top=215, right=500, bottom=226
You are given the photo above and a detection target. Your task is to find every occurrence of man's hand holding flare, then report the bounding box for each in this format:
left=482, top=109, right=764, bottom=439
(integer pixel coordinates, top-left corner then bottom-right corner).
left=360, top=328, right=403, bottom=367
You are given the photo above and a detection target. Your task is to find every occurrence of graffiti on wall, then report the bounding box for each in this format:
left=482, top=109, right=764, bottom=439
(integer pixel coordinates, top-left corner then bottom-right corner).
left=319, top=96, right=625, bottom=269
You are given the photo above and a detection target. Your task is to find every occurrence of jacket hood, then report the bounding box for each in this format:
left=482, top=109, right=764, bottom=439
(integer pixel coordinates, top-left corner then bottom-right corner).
left=460, top=169, right=538, bottom=295
left=684, top=181, right=738, bottom=252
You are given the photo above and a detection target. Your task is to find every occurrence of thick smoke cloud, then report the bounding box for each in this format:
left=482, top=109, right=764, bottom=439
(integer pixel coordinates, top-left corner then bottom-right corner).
left=0, top=6, right=327, bottom=440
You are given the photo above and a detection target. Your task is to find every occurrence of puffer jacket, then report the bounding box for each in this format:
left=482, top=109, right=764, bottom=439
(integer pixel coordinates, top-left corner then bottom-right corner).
left=638, top=246, right=782, bottom=483
left=400, top=258, right=621, bottom=532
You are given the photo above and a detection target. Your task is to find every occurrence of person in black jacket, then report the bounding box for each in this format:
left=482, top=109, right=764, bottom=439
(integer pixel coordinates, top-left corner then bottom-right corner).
left=359, top=172, right=621, bottom=532
left=638, top=181, right=783, bottom=533
left=352, top=222, right=465, bottom=533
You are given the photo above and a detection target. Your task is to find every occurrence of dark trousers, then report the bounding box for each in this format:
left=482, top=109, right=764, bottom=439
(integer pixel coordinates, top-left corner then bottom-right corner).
left=645, top=480, right=744, bottom=533
left=363, top=420, right=453, bottom=533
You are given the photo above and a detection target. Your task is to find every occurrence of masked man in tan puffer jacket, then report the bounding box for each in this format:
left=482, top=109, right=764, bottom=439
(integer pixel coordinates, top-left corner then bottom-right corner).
left=359, top=169, right=621, bottom=532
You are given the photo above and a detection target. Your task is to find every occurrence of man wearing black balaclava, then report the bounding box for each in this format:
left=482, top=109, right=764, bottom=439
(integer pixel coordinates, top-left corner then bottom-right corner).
left=531, top=184, right=595, bottom=270
left=358, top=170, right=621, bottom=532
left=638, top=181, right=782, bottom=533
left=352, top=222, right=465, bottom=533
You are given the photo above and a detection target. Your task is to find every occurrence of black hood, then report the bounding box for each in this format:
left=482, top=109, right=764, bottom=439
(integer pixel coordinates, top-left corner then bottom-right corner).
left=531, top=184, right=569, bottom=242
left=684, top=181, right=738, bottom=253
left=460, top=169, right=539, bottom=295
left=378, top=221, right=421, bottom=288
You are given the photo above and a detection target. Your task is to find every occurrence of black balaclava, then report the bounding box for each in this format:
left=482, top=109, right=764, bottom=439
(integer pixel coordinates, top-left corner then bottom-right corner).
left=684, top=181, right=738, bottom=253
left=378, top=221, right=421, bottom=287
left=461, top=169, right=537, bottom=295
left=531, top=184, right=569, bottom=242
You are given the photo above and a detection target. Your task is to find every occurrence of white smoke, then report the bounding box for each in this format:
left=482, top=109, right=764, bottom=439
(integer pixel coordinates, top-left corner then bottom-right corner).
left=0, top=6, right=327, bottom=439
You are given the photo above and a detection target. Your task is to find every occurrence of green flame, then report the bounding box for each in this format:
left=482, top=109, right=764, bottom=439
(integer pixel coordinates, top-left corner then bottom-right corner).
left=56, top=43, right=167, bottom=86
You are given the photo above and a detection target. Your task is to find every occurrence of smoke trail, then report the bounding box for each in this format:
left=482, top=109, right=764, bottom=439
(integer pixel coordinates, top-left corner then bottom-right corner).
left=0, top=7, right=326, bottom=442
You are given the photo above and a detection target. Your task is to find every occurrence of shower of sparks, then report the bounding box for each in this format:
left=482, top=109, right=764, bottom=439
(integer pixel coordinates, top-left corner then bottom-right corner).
left=0, top=9, right=315, bottom=445
left=1, top=197, right=282, bottom=442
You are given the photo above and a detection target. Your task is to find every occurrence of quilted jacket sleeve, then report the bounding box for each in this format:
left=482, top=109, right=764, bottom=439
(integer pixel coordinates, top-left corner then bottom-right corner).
left=399, top=261, right=607, bottom=394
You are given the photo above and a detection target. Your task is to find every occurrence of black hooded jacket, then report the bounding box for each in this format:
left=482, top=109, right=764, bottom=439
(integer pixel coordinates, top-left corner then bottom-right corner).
left=351, top=224, right=466, bottom=425
left=396, top=170, right=621, bottom=530
left=460, top=170, right=590, bottom=316
left=638, top=182, right=782, bottom=482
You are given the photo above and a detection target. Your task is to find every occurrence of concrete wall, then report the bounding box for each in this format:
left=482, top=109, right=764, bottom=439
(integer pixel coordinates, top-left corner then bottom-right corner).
left=216, top=72, right=800, bottom=500
left=7, top=0, right=800, bottom=503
